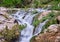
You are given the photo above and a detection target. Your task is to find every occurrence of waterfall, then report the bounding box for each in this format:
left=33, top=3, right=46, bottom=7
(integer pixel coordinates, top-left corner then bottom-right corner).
left=12, top=8, right=48, bottom=42
left=33, top=19, right=49, bottom=36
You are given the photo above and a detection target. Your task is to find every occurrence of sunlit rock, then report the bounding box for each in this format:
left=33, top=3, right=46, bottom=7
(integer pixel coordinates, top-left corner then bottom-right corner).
left=0, top=7, right=19, bottom=42
left=38, top=11, right=51, bottom=20
left=47, top=24, right=58, bottom=33
left=0, top=7, right=7, bottom=14
left=31, top=24, right=60, bottom=42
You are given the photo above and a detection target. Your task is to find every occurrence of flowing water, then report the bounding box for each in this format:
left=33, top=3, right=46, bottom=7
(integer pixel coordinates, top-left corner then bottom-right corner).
left=12, top=8, right=48, bottom=42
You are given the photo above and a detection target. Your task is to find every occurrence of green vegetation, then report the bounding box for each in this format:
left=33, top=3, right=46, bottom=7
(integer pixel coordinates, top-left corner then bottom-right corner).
left=33, top=11, right=56, bottom=27
left=0, top=0, right=22, bottom=8
left=33, top=18, right=40, bottom=27
left=32, top=10, right=38, bottom=14
left=31, top=11, right=60, bottom=42
left=0, top=24, right=26, bottom=42
left=33, top=11, right=60, bottom=33
left=32, top=0, right=53, bottom=8
left=41, top=12, right=60, bottom=33
left=0, top=0, right=32, bottom=8
left=0, top=0, right=60, bottom=42
left=49, top=0, right=60, bottom=10
left=19, top=25, right=26, bottom=30
left=33, top=14, right=40, bottom=27
left=0, top=25, right=19, bottom=42
left=0, top=0, right=60, bottom=10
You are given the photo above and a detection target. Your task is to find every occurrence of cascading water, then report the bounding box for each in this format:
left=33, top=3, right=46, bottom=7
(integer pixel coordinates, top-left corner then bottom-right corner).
left=12, top=8, right=48, bottom=42
left=33, top=19, right=49, bottom=36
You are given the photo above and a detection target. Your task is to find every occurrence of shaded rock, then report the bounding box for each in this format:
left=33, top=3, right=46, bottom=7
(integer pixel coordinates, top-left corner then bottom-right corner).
left=56, top=16, right=60, bottom=24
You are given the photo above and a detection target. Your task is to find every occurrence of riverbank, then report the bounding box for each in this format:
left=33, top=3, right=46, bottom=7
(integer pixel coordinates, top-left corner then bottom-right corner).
left=0, top=7, right=60, bottom=42
left=31, top=10, right=60, bottom=42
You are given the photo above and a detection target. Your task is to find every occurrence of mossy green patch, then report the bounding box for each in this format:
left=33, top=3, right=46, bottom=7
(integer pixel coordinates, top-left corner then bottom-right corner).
left=19, top=25, right=26, bottom=30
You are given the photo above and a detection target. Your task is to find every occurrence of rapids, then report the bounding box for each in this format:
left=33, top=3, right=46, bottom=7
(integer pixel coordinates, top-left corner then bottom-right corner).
left=12, top=8, right=48, bottom=42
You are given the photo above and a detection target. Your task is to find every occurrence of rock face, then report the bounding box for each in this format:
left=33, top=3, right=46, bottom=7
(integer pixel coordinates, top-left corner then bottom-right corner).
left=0, top=7, right=19, bottom=42
left=33, top=24, right=60, bottom=42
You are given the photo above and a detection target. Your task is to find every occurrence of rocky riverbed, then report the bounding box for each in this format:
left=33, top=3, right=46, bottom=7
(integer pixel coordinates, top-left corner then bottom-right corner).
left=0, top=7, right=60, bottom=42
left=31, top=10, right=60, bottom=42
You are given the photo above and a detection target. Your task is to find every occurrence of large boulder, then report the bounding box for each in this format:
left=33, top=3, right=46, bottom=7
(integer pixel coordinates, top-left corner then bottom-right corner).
left=0, top=7, right=19, bottom=42
left=44, top=24, right=59, bottom=33
left=31, top=24, right=60, bottom=42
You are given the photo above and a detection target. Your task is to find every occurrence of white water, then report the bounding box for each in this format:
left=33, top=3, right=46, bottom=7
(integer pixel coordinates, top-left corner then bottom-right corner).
left=33, top=19, right=49, bottom=36
left=12, top=8, right=48, bottom=42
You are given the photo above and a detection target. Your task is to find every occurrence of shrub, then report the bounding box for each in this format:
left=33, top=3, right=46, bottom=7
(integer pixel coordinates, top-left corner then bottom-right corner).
left=1, top=25, right=19, bottom=41
left=0, top=24, right=26, bottom=42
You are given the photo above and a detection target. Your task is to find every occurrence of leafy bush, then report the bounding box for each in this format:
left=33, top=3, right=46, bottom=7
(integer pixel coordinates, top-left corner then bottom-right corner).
left=0, top=24, right=19, bottom=41
left=0, top=24, right=26, bottom=42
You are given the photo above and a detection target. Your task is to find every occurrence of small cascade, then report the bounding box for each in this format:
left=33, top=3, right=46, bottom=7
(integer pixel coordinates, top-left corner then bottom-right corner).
left=12, top=8, right=48, bottom=42
left=33, top=19, right=49, bottom=36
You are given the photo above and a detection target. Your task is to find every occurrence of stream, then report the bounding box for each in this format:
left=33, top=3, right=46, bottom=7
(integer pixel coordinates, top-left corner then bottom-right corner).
left=12, top=8, right=48, bottom=42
